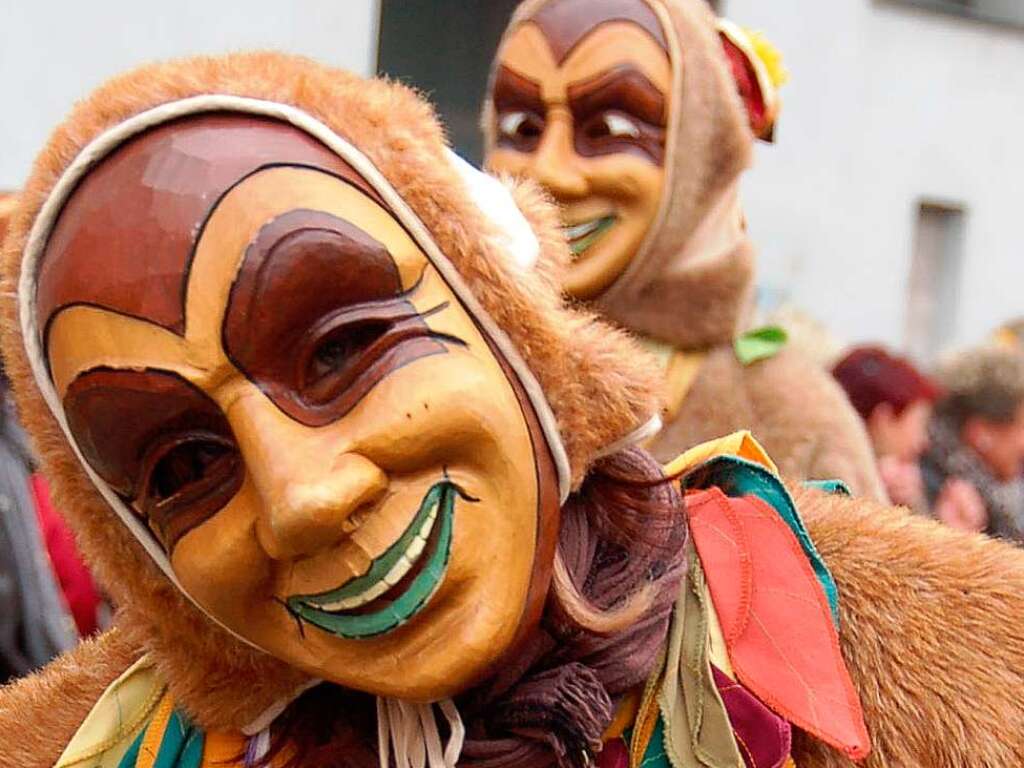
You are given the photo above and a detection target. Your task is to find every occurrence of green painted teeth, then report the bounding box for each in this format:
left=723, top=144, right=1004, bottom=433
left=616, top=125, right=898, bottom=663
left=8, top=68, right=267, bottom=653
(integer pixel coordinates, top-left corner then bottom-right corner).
left=286, top=481, right=455, bottom=639
left=567, top=216, right=616, bottom=255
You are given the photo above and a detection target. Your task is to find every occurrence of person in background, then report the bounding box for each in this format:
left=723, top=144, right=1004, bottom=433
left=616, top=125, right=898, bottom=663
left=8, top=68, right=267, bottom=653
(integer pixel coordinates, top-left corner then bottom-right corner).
left=833, top=346, right=940, bottom=512
left=0, top=377, right=80, bottom=680
left=921, top=345, right=1024, bottom=540
left=0, top=192, right=85, bottom=679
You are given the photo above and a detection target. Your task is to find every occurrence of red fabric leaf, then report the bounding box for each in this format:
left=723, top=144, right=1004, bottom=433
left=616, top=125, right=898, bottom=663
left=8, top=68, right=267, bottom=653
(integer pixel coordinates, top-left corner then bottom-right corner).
left=687, top=488, right=870, bottom=760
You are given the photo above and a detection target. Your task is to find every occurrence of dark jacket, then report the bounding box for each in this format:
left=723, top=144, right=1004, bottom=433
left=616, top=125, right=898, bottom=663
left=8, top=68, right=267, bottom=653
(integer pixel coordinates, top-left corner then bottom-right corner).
left=0, top=399, right=76, bottom=680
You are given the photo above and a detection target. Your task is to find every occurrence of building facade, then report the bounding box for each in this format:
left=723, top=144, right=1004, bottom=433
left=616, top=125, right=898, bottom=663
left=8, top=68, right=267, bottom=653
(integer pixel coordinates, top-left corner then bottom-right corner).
left=3, top=0, right=1021, bottom=358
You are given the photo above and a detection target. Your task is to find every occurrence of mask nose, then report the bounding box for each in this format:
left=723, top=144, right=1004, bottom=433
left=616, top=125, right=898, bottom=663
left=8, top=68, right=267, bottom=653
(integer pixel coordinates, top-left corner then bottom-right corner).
left=530, top=110, right=588, bottom=200
left=225, top=389, right=388, bottom=560
left=256, top=453, right=388, bottom=560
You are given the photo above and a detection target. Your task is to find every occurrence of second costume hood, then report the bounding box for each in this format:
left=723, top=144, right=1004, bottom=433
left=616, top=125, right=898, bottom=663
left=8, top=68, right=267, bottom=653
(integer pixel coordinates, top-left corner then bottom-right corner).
left=483, top=0, right=757, bottom=349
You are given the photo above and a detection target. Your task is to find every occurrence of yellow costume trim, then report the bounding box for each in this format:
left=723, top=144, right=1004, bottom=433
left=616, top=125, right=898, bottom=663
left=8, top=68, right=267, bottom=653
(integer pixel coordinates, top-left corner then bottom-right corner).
left=200, top=732, right=250, bottom=766
left=55, top=655, right=166, bottom=768
left=745, top=29, right=789, bottom=89
left=663, top=430, right=777, bottom=478
left=663, top=350, right=707, bottom=421
left=603, top=690, right=641, bottom=741
left=629, top=660, right=666, bottom=768
left=136, top=694, right=176, bottom=768
left=637, top=337, right=707, bottom=433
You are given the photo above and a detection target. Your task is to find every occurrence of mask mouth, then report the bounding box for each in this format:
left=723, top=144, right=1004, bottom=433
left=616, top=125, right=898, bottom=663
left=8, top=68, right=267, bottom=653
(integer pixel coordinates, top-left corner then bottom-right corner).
left=286, top=480, right=457, bottom=639
left=563, top=215, right=617, bottom=259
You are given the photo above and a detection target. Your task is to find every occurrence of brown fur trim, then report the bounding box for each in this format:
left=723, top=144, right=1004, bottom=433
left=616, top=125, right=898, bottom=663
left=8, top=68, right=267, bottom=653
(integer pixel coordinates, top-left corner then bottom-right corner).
left=649, top=345, right=888, bottom=501
left=0, top=53, right=661, bottom=729
left=793, top=486, right=1024, bottom=767
left=0, top=625, right=142, bottom=767
left=0, top=192, right=16, bottom=247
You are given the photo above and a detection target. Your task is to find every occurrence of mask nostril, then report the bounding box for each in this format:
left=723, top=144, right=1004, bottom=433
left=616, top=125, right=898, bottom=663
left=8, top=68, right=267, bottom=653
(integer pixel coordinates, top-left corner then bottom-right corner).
left=340, top=502, right=375, bottom=535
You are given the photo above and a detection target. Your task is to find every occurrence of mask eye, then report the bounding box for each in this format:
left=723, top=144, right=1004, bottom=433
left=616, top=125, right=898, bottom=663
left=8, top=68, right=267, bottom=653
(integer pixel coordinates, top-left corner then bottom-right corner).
left=148, top=437, right=237, bottom=503
left=307, top=320, right=390, bottom=387
left=139, top=432, right=244, bottom=551
left=585, top=112, right=641, bottom=140
left=497, top=110, right=544, bottom=149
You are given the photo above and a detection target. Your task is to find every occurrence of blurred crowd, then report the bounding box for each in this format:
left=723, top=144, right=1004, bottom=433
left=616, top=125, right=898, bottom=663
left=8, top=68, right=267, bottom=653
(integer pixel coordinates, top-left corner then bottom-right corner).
left=831, top=320, right=1024, bottom=538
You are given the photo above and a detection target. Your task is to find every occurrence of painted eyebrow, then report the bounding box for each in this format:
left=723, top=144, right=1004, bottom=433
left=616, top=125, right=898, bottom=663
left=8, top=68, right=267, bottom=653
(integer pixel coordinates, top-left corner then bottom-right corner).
left=567, top=64, right=667, bottom=126
left=493, top=65, right=545, bottom=109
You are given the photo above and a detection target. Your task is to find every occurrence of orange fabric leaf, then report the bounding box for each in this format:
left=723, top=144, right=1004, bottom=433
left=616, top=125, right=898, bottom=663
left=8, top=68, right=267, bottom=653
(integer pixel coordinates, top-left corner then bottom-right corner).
left=687, top=488, right=870, bottom=760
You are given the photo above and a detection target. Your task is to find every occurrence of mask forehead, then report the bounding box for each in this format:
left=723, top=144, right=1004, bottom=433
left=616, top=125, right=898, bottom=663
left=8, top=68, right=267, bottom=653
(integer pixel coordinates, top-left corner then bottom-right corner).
left=528, top=0, right=669, bottom=64
left=37, top=114, right=382, bottom=339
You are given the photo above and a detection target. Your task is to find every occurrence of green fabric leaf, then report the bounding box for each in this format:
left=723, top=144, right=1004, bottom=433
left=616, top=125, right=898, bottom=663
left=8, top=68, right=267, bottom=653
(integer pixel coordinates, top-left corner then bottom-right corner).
left=733, top=326, right=788, bottom=366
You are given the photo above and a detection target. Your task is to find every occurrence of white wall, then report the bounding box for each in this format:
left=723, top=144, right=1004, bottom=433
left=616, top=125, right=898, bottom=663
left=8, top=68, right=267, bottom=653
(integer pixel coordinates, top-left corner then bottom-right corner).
left=722, top=0, right=1024, bottom=352
left=1, top=0, right=380, bottom=188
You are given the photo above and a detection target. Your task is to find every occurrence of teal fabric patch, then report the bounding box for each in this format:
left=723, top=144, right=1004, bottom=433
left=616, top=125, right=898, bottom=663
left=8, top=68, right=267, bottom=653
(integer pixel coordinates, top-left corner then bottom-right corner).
left=733, top=326, right=788, bottom=366
left=804, top=479, right=852, bottom=497
left=682, top=455, right=841, bottom=627
left=117, top=731, right=143, bottom=768
left=624, top=716, right=671, bottom=768
left=117, top=708, right=205, bottom=768
left=153, top=710, right=204, bottom=768
left=641, top=716, right=669, bottom=768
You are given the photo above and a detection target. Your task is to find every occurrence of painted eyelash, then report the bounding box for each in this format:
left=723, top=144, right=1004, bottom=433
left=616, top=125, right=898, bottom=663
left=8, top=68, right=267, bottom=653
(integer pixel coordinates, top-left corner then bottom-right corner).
left=414, top=301, right=468, bottom=350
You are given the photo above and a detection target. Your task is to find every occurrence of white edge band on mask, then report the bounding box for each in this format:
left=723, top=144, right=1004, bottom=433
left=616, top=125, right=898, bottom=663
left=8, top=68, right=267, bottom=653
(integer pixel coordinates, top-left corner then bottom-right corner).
left=17, top=94, right=574, bottom=652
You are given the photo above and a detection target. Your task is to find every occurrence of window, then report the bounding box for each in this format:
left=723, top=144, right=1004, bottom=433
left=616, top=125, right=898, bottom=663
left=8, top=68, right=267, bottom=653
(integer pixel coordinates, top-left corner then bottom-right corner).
left=905, top=201, right=966, bottom=363
left=377, top=0, right=521, bottom=164
left=886, top=0, right=1024, bottom=28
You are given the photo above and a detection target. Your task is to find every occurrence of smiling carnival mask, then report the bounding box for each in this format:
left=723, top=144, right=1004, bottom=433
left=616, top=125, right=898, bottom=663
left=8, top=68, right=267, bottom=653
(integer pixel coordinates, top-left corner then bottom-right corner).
left=483, top=0, right=765, bottom=337
left=6, top=54, right=660, bottom=719
left=485, top=0, right=676, bottom=300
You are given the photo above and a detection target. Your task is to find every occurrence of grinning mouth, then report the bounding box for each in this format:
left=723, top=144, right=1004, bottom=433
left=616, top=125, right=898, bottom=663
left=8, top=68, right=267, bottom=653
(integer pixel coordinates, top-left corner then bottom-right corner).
left=286, top=481, right=456, bottom=639
left=563, top=215, right=617, bottom=257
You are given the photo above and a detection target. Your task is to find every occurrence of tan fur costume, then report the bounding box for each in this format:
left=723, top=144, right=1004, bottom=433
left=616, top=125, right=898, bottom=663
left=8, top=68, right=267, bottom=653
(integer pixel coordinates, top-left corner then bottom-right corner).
left=4, top=53, right=1024, bottom=768
left=483, top=0, right=886, bottom=500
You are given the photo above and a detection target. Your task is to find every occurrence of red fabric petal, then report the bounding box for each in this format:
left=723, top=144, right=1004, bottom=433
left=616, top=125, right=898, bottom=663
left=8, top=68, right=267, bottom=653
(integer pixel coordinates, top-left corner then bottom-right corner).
left=687, top=488, right=870, bottom=760
left=30, top=473, right=100, bottom=636
left=596, top=737, right=628, bottom=768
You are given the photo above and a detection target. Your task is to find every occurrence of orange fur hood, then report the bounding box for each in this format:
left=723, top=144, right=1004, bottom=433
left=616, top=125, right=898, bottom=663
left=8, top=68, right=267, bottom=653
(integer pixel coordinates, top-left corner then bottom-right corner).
left=0, top=52, right=661, bottom=730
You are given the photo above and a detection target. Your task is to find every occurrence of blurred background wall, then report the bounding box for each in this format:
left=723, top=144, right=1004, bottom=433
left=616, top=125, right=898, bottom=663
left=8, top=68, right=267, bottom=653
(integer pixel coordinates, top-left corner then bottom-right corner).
left=729, top=0, right=1024, bottom=361
left=2, top=0, right=1021, bottom=360
left=1, top=0, right=381, bottom=185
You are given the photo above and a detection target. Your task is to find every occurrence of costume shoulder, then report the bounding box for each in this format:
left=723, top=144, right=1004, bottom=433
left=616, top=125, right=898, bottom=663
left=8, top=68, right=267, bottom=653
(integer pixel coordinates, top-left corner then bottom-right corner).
left=0, top=625, right=142, bottom=768
left=792, top=485, right=1024, bottom=767
left=655, top=345, right=886, bottom=501
left=730, top=345, right=887, bottom=501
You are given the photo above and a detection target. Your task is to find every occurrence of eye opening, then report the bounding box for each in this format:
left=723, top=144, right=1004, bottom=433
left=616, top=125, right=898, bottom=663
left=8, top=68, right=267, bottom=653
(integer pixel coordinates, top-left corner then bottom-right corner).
left=584, top=112, right=642, bottom=141
left=498, top=110, right=544, bottom=142
left=305, top=318, right=393, bottom=389
left=144, top=433, right=240, bottom=505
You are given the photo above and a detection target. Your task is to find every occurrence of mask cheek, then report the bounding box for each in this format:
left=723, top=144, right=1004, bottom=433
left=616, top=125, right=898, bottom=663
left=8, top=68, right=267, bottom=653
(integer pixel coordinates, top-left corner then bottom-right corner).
left=169, top=480, right=271, bottom=623
left=355, top=358, right=522, bottom=478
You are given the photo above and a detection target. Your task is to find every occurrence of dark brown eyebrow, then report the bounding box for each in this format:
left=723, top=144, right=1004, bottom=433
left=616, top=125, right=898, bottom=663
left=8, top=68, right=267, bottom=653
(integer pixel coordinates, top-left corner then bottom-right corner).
left=37, top=114, right=384, bottom=340
left=492, top=65, right=545, bottom=112
left=529, top=0, right=668, bottom=65
left=64, top=367, right=235, bottom=500
left=567, top=65, right=667, bottom=127
left=222, top=208, right=446, bottom=428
